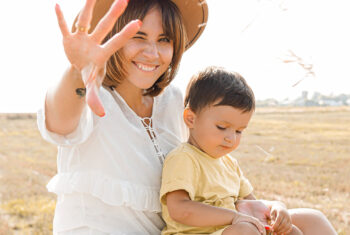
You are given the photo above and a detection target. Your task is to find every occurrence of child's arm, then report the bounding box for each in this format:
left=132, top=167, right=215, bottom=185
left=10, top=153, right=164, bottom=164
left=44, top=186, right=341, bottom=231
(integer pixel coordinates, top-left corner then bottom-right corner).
left=166, top=189, right=265, bottom=234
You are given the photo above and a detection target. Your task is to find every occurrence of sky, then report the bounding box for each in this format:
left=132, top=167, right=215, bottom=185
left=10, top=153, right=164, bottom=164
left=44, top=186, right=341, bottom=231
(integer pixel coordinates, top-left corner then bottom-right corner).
left=1, top=0, right=350, bottom=113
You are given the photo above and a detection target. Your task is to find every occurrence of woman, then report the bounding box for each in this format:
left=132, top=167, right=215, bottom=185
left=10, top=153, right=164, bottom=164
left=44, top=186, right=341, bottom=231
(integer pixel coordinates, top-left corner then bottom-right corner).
left=38, top=0, right=336, bottom=234
left=38, top=0, right=207, bottom=234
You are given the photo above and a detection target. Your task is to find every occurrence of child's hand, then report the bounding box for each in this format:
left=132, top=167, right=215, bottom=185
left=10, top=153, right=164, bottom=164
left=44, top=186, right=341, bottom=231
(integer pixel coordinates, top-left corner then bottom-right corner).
left=232, top=212, right=267, bottom=235
left=235, top=199, right=271, bottom=225
left=270, top=203, right=292, bottom=234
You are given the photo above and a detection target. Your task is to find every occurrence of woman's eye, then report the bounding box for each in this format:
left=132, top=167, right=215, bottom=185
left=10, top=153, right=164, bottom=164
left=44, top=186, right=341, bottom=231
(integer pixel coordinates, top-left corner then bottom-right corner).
left=216, top=125, right=226, bottom=130
left=236, top=130, right=242, bottom=134
left=159, top=37, right=171, bottom=43
left=133, top=36, right=144, bottom=40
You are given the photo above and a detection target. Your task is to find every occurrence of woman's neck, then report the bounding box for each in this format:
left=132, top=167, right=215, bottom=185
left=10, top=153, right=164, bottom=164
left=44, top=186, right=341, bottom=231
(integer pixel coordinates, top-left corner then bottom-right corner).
left=115, top=81, right=154, bottom=118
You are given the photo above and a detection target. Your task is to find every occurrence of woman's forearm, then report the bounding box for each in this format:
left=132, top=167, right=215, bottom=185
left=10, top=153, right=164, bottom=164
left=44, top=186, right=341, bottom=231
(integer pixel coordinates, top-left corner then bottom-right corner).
left=45, top=65, right=86, bottom=135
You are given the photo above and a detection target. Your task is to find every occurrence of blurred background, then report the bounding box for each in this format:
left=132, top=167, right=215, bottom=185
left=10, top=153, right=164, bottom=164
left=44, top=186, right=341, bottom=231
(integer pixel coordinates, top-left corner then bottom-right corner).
left=0, top=0, right=350, bottom=112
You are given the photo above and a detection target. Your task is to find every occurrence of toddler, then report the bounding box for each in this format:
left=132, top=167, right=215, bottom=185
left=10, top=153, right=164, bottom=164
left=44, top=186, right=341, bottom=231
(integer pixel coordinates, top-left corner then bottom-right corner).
left=160, top=67, right=303, bottom=235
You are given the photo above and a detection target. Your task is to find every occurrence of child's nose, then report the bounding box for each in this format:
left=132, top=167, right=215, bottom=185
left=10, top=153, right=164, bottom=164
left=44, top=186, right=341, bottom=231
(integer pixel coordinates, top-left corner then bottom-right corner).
left=224, top=133, right=236, bottom=144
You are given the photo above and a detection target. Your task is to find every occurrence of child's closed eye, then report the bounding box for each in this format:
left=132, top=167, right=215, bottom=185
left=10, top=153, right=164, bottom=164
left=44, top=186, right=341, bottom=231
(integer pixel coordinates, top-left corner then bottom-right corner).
left=216, top=125, right=226, bottom=130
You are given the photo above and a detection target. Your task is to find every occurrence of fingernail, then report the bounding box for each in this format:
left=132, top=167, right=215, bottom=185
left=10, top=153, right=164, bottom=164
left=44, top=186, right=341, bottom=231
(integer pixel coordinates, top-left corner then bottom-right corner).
left=136, top=20, right=142, bottom=27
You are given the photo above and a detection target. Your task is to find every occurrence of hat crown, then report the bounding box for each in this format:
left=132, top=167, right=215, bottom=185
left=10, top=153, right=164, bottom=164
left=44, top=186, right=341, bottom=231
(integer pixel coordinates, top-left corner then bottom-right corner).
left=72, top=0, right=208, bottom=50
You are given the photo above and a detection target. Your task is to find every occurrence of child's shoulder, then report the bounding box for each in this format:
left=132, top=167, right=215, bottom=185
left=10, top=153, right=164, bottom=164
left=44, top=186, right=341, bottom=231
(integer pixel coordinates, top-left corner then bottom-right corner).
left=222, top=154, right=240, bottom=169
left=164, top=143, right=200, bottom=164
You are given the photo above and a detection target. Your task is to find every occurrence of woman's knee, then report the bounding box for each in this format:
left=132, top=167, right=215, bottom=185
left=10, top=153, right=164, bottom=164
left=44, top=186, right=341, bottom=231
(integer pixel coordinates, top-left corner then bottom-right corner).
left=289, top=224, right=303, bottom=235
left=289, top=208, right=336, bottom=235
left=222, top=222, right=261, bottom=235
left=290, top=208, right=327, bottom=225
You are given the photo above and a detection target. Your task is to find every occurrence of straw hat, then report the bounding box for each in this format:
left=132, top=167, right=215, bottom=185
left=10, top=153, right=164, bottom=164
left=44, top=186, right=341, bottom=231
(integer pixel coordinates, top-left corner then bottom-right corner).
left=72, top=0, right=208, bottom=50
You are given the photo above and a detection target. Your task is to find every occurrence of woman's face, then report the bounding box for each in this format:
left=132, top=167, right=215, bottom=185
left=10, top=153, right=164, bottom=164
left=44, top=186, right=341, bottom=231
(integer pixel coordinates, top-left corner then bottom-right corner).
left=120, top=7, right=174, bottom=90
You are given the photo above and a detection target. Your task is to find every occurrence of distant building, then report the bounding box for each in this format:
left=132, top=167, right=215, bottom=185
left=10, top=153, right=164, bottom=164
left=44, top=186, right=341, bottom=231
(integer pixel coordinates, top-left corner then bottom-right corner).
left=257, top=91, right=350, bottom=107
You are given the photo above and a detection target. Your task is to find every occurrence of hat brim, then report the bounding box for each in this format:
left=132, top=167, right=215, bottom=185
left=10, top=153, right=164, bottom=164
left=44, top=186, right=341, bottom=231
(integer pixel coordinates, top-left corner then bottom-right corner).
left=72, top=0, right=208, bottom=50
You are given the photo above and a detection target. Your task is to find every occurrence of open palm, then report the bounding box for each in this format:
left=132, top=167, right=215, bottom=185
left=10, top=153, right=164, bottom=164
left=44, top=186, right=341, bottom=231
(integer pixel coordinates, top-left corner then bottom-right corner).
left=55, top=0, right=141, bottom=116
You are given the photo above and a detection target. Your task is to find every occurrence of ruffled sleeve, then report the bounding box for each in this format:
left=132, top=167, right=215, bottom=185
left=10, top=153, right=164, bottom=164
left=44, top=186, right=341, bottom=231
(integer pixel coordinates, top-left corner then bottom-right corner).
left=47, top=171, right=161, bottom=212
left=37, top=98, right=96, bottom=147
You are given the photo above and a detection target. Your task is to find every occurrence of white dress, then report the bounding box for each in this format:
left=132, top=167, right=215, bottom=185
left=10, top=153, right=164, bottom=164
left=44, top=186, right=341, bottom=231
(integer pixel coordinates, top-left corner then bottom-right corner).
left=37, top=85, right=188, bottom=235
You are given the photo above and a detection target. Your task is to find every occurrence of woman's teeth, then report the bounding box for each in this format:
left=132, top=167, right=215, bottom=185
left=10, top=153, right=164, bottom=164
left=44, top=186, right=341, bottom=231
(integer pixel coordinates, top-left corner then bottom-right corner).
left=135, top=62, right=157, bottom=72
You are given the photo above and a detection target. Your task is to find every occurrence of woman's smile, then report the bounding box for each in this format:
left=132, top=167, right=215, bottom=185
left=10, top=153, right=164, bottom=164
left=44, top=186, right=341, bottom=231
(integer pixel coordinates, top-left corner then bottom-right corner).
left=120, top=7, right=174, bottom=89
left=133, top=61, right=159, bottom=72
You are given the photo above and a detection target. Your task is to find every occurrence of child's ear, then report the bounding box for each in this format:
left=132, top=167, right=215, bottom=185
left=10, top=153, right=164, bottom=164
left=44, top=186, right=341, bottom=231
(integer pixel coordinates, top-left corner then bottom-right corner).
left=183, top=107, right=196, bottom=128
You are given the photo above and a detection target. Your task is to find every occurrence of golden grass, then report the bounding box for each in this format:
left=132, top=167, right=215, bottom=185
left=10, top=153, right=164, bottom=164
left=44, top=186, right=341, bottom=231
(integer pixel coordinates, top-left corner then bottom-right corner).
left=0, top=114, right=56, bottom=235
left=0, top=107, right=349, bottom=234
left=233, top=107, right=350, bottom=234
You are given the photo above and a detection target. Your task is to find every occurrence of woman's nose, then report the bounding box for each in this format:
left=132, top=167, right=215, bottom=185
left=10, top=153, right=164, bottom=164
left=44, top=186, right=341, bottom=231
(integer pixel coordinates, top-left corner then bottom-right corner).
left=143, top=41, right=159, bottom=59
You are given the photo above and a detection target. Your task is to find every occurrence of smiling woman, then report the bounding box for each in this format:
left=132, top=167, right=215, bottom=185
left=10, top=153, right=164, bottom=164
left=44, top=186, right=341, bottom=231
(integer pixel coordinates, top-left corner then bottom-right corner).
left=36, top=0, right=208, bottom=234
left=108, top=7, right=175, bottom=94
left=100, top=0, right=185, bottom=97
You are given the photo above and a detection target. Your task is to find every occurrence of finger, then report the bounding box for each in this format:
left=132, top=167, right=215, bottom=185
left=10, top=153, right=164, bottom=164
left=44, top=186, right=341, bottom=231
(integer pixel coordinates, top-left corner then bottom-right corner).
left=86, top=79, right=105, bottom=117
left=279, top=221, right=292, bottom=235
left=76, top=0, right=96, bottom=31
left=83, top=65, right=105, bottom=117
left=102, top=19, right=142, bottom=58
left=81, top=64, right=96, bottom=84
left=270, top=209, right=277, bottom=221
left=265, top=225, right=272, bottom=235
left=272, top=216, right=283, bottom=231
left=87, top=65, right=99, bottom=85
left=273, top=217, right=289, bottom=234
left=91, top=0, right=128, bottom=43
left=55, top=4, right=70, bottom=37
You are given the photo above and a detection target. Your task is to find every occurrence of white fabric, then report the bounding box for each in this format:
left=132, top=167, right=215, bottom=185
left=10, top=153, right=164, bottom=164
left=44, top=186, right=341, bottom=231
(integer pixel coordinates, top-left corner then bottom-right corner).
left=37, top=85, right=188, bottom=234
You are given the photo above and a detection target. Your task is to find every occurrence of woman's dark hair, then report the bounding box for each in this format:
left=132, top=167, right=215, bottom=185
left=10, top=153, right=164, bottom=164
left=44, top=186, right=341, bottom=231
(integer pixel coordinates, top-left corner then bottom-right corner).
left=184, top=66, right=255, bottom=113
left=102, top=0, right=186, bottom=97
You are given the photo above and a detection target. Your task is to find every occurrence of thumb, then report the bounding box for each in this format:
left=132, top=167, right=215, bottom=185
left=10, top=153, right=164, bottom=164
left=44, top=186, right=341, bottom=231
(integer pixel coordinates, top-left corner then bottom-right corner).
left=86, top=80, right=105, bottom=117
left=270, top=209, right=277, bottom=221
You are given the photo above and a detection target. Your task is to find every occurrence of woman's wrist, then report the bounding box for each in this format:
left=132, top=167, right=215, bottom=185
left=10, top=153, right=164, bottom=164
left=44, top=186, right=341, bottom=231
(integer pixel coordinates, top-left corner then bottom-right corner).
left=63, top=65, right=87, bottom=98
left=67, top=65, right=84, bottom=87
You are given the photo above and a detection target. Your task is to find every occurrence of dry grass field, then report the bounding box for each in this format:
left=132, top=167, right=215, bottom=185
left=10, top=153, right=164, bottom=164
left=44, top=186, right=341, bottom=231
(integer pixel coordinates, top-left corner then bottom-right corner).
left=0, top=107, right=349, bottom=234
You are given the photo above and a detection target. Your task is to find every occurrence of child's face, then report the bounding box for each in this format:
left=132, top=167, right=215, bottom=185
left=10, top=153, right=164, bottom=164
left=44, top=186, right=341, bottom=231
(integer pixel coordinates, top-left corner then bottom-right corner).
left=185, top=105, right=253, bottom=158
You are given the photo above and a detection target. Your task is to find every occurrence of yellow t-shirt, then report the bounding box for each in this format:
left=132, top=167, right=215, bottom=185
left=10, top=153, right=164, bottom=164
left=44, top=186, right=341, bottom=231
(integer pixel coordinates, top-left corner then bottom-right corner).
left=160, top=143, right=253, bottom=235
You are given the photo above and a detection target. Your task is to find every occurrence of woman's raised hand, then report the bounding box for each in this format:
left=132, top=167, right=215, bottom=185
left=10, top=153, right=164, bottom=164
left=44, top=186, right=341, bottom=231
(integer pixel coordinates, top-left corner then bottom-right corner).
left=55, top=0, right=141, bottom=116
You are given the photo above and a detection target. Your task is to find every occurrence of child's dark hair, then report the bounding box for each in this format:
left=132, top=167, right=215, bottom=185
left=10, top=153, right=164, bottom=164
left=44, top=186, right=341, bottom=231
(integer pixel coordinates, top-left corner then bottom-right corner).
left=184, top=66, right=255, bottom=113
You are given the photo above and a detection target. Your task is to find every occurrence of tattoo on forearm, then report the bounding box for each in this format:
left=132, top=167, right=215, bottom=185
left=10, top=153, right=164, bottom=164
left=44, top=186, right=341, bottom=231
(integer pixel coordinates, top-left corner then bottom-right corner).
left=75, top=88, right=86, bottom=98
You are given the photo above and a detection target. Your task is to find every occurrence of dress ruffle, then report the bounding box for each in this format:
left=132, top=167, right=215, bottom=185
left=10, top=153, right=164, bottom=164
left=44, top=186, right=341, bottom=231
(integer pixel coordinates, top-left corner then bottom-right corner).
left=47, top=172, right=161, bottom=212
